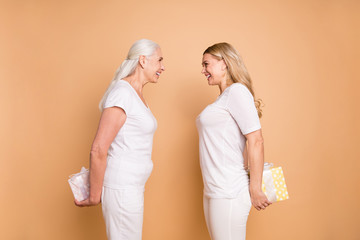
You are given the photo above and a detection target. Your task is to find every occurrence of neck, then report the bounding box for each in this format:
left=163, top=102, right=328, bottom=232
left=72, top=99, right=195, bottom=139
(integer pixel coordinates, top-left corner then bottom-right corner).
left=123, top=70, right=148, bottom=94
left=218, top=80, right=232, bottom=94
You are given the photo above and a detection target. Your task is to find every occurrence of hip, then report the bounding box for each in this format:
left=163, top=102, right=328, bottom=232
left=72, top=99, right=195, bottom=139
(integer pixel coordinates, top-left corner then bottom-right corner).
left=103, top=158, right=153, bottom=189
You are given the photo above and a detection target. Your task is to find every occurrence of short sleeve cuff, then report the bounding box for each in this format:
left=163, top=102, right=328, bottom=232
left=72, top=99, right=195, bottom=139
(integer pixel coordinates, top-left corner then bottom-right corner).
left=103, top=102, right=128, bottom=114
left=102, top=82, right=132, bottom=114
left=241, top=125, right=261, bottom=135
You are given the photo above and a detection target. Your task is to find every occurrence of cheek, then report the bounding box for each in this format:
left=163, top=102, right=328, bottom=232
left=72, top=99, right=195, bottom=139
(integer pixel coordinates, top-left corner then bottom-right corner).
left=153, top=63, right=160, bottom=71
left=214, top=65, right=224, bottom=77
left=147, top=64, right=156, bottom=75
left=206, top=67, right=211, bottom=73
left=207, top=67, right=217, bottom=77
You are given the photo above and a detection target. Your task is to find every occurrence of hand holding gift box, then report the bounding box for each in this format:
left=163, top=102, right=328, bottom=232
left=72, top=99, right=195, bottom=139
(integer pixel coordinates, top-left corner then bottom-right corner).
left=248, top=163, right=289, bottom=202
left=68, top=167, right=90, bottom=202
left=261, top=163, right=289, bottom=202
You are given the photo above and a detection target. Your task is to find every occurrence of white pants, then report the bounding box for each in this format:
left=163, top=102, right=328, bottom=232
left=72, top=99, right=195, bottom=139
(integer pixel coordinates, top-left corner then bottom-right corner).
left=101, top=187, right=144, bottom=240
left=203, top=190, right=252, bottom=240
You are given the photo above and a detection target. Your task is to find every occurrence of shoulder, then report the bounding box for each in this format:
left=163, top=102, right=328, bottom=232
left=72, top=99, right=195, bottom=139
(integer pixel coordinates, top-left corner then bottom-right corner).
left=110, top=81, right=133, bottom=96
left=104, top=81, right=134, bottom=111
left=228, top=83, right=253, bottom=99
left=113, top=80, right=131, bottom=90
left=105, top=81, right=134, bottom=104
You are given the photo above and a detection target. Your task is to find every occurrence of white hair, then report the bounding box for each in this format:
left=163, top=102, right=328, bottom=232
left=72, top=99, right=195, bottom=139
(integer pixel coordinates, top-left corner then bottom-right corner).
left=99, top=39, right=160, bottom=111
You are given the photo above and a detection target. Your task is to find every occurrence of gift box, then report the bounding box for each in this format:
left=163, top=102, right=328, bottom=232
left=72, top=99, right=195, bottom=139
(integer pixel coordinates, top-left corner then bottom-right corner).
left=68, top=167, right=90, bottom=201
left=261, top=163, right=289, bottom=202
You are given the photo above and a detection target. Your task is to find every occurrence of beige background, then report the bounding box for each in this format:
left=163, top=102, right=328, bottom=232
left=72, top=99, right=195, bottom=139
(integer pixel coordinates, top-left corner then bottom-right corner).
left=1, top=0, right=359, bottom=239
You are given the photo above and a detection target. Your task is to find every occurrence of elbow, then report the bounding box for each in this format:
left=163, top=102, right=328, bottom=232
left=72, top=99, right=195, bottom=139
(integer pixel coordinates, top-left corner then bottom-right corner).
left=254, top=137, right=264, bottom=148
left=248, top=135, right=264, bottom=147
left=255, top=136, right=264, bottom=145
left=90, top=144, right=107, bottom=161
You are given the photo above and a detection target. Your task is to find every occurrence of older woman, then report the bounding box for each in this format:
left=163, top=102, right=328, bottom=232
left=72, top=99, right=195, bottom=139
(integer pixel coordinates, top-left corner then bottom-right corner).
left=196, top=42, right=271, bottom=240
left=75, top=39, right=165, bottom=240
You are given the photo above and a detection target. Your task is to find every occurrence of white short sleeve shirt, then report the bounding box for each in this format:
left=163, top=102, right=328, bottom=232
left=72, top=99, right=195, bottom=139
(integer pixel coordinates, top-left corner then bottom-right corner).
left=196, top=83, right=261, bottom=198
left=103, top=80, right=157, bottom=190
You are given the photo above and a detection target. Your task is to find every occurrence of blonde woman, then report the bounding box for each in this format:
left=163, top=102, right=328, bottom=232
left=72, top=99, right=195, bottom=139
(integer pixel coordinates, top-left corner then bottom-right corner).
left=75, top=39, right=165, bottom=240
left=196, top=42, right=271, bottom=240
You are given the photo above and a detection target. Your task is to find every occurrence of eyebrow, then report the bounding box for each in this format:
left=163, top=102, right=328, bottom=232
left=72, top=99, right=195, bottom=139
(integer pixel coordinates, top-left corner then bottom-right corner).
left=159, top=57, right=163, bottom=61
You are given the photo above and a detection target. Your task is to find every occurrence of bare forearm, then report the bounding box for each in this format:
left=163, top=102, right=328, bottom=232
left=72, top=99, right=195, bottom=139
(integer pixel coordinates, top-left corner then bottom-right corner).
left=74, top=107, right=126, bottom=207
left=89, top=149, right=107, bottom=203
left=244, top=130, right=271, bottom=210
left=248, top=140, right=264, bottom=192
left=243, top=143, right=249, bottom=170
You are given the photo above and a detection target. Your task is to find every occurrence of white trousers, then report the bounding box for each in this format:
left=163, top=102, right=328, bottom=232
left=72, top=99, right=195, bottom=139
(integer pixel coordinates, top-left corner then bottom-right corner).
left=101, top=187, right=144, bottom=240
left=203, top=190, right=252, bottom=240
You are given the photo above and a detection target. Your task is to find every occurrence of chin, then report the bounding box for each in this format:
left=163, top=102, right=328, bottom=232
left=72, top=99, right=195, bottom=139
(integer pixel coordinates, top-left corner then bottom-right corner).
left=207, top=81, right=216, bottom=86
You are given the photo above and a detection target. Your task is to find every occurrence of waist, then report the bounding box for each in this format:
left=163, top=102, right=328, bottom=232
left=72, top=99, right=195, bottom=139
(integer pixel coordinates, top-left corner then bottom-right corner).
left=104, top=158, right=153, bottom=189
left=107, top=152, right=152, bottom=162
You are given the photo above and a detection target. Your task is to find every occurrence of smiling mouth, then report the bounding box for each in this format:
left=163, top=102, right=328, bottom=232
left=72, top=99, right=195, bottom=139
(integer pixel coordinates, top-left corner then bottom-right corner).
left=206, top=74, right=211, bottom=80
left=156, top=72, right=161, bottom=76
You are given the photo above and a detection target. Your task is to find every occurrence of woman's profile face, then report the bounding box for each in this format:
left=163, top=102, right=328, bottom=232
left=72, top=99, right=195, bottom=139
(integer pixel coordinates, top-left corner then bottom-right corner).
left=201, top=53, right=227, bottom=86
left=144, top=48, right=165, bottom=83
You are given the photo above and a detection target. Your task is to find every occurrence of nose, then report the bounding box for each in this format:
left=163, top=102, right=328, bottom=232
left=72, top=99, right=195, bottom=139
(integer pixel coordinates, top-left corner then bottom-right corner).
left=201, top=66, right=206, bottom=74
left=161, top=64, right=165, bottom=71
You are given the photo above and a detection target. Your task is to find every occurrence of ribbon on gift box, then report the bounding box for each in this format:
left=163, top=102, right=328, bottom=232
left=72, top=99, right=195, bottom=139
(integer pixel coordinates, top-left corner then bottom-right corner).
left=261, top=163, right=289, bottom=202
left=68, top=167, right=90, bottom=201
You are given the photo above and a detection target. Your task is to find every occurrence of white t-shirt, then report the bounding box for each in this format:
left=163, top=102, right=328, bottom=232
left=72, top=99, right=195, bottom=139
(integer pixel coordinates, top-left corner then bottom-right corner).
left=102, top=80, right=157, bottom=190
left=196, top=83, right=261, bottom=198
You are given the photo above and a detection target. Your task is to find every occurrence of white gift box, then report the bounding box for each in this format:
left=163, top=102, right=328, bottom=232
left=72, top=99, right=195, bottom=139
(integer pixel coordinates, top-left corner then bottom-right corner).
left=68, top=167, right=90, bottom=202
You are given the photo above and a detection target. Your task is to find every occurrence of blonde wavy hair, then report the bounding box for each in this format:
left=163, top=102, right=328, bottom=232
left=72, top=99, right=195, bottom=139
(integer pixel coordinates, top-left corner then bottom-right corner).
left=204, top=42, right=263, bottom=118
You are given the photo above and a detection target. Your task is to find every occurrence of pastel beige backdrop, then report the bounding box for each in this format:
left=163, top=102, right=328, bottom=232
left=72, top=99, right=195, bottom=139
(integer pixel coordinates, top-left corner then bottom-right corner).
left=1, top=0, right=359, bottom=239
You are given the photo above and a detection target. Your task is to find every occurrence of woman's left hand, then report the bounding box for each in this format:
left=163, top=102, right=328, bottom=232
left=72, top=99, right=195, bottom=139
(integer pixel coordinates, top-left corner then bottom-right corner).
left=250, top=190, right=272, bottom=211
left=74, top=197, right=100, bottom=207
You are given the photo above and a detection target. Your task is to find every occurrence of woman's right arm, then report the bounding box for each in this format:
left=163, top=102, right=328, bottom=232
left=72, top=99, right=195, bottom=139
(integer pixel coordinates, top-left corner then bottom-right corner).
left=246, top=129, right=272, bottom=211
left=75, top=107, right=126, bottom=207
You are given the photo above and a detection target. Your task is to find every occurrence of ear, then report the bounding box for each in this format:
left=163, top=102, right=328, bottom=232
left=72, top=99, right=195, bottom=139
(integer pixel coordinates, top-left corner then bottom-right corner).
left=138, top=55, right=146, bottom=69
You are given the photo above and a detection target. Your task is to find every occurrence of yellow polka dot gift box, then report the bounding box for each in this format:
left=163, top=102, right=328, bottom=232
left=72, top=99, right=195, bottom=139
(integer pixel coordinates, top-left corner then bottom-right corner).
left=261, top=163, right=289, bottom=202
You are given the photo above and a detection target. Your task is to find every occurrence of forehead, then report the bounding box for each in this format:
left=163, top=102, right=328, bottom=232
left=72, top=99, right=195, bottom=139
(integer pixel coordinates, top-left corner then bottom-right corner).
left=151, top=48, right=162, bottom=58
left=202, top=53, right=218, bottom=62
